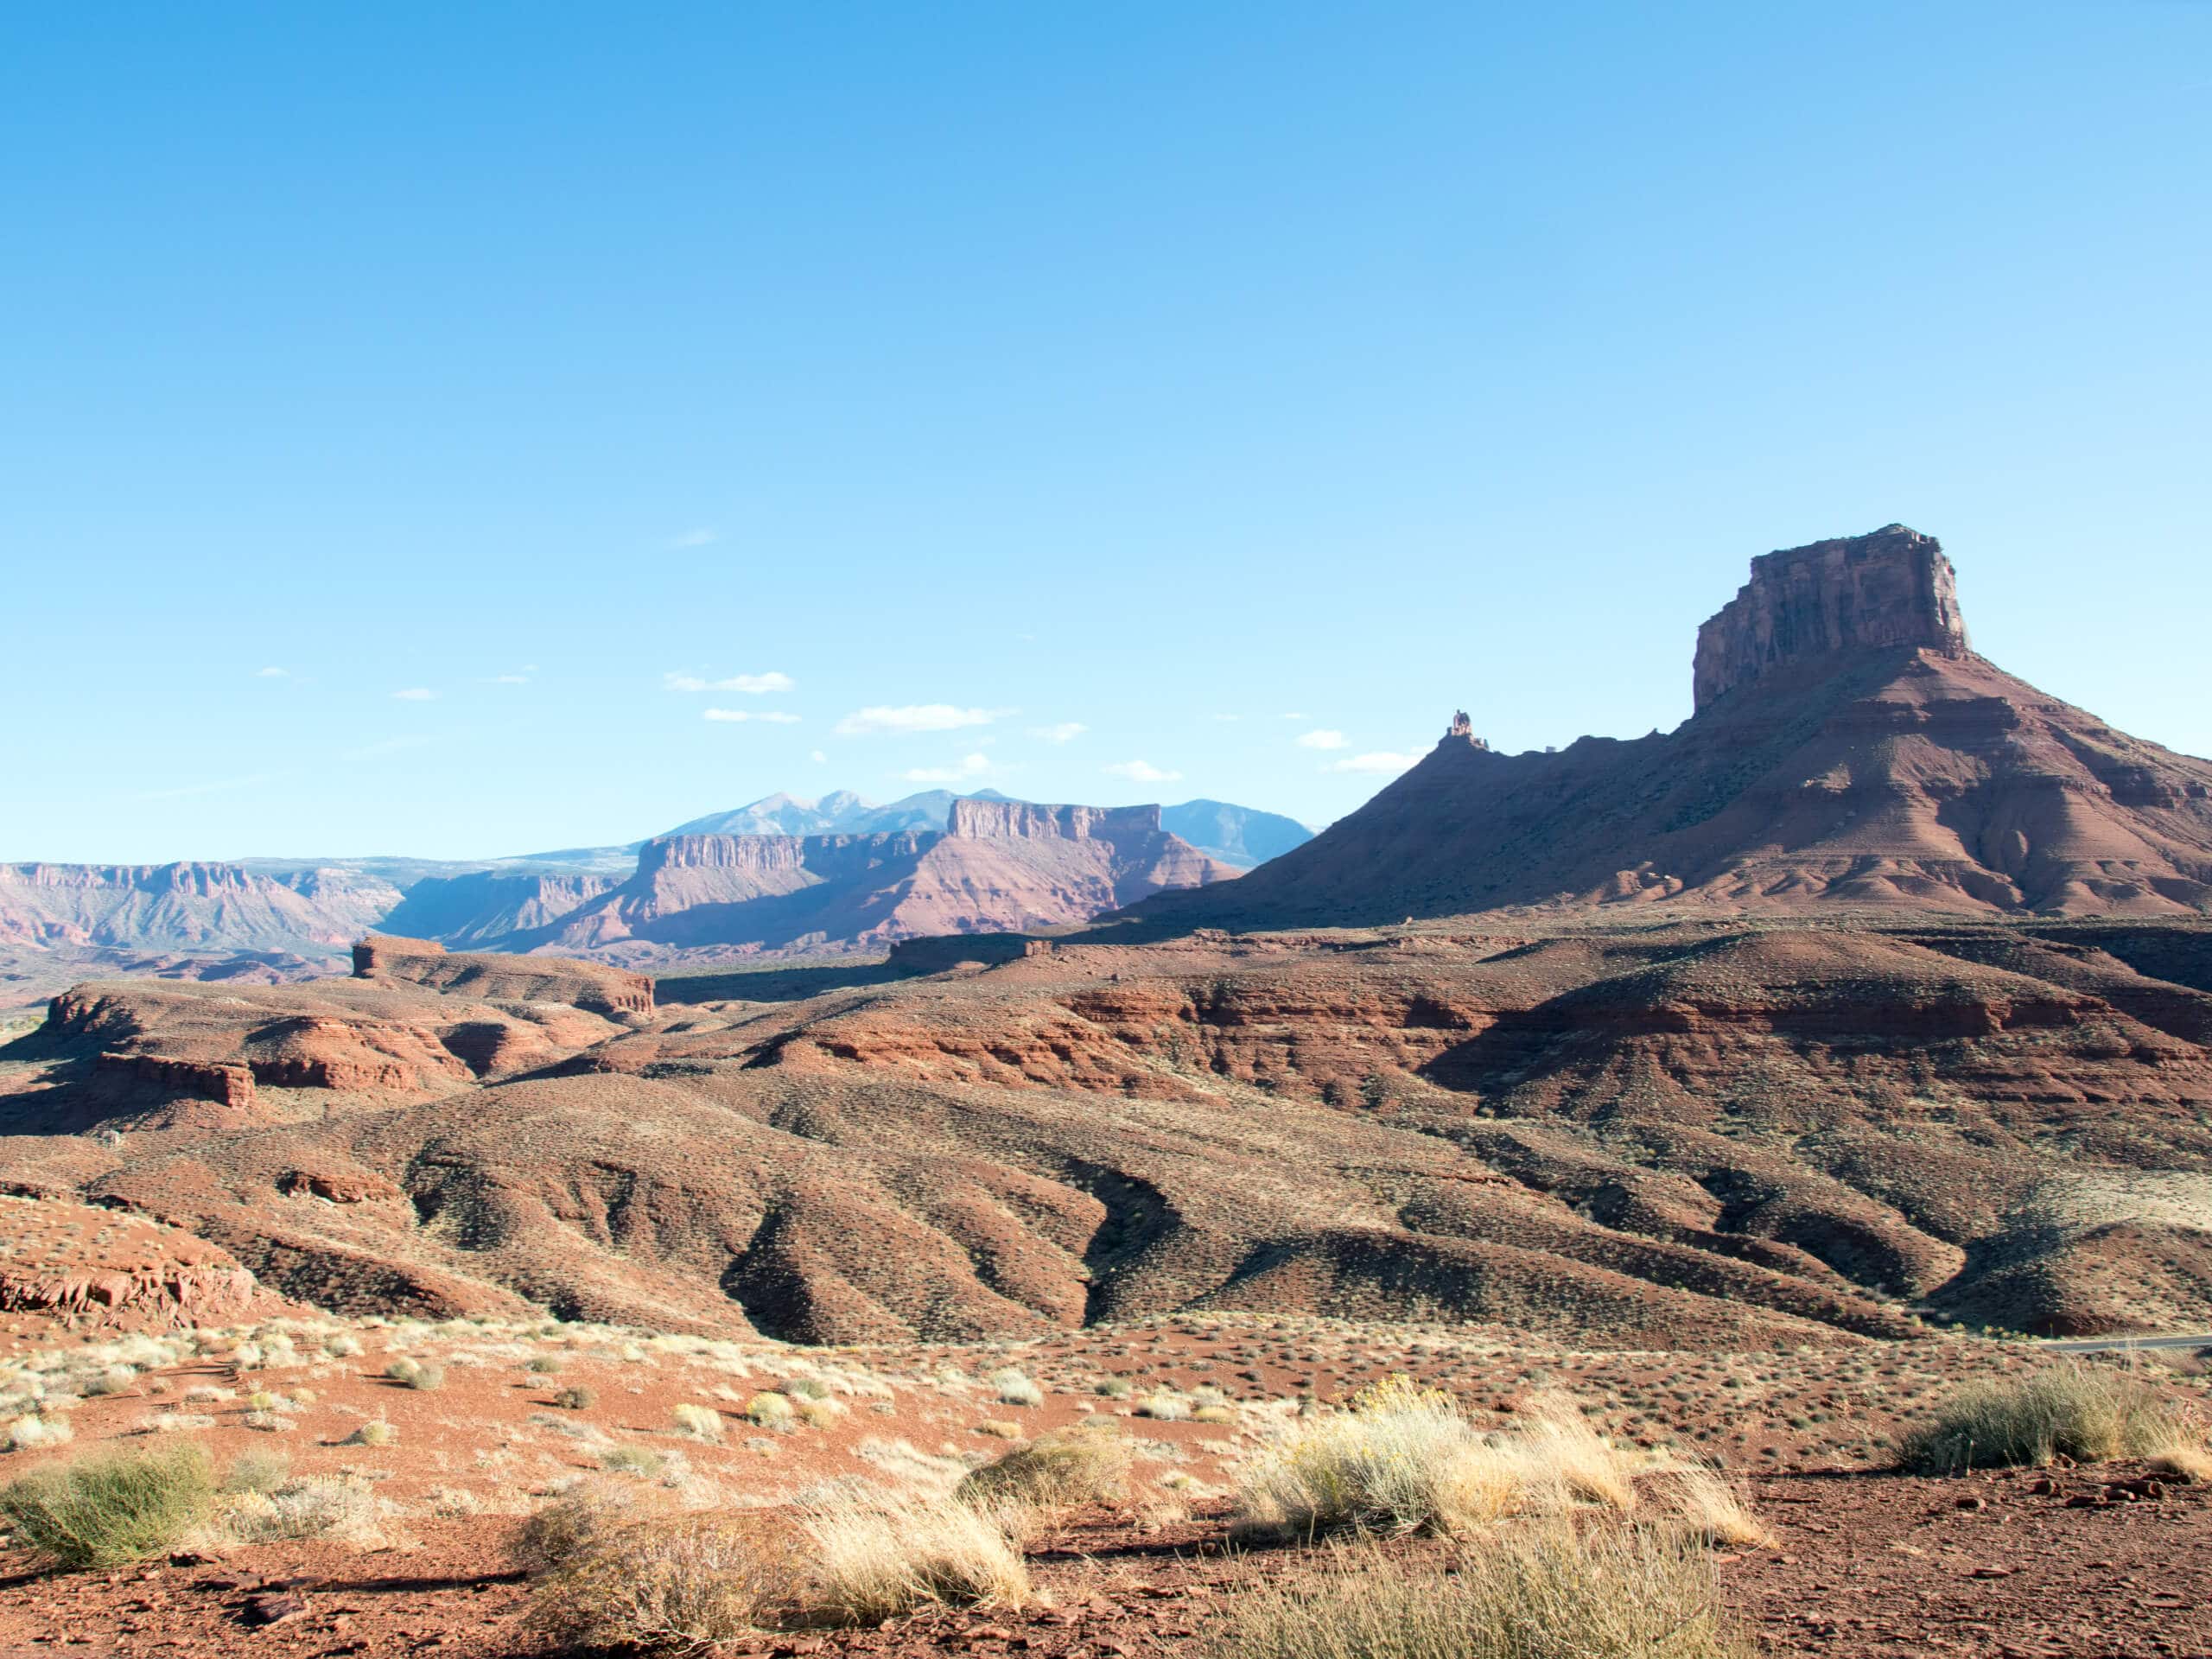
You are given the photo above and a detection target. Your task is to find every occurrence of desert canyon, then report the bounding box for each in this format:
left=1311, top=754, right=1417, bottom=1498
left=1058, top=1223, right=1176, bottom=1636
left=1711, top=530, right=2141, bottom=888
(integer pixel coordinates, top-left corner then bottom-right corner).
left=2, top=527, right=2209, bottom=1659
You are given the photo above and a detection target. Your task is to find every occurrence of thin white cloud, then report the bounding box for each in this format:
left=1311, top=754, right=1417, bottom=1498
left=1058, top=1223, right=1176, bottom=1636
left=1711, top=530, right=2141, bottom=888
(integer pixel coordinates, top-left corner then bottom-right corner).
left=836, top=703, right=1011, bottom=736
left=484, top=673, right=531, bottom=684
left=1327, top=751, right=1424, bottom=774
left=1211, top=713, right=1241, bottom=722
left=255, top=666, right=289, bottom=679
left=664, top=671, right=795, bottom=695
left=391, top=688, right=436, bottom=702
left=810, top=749, right=829, bottom=764
left=1103, top=760, right=1183, bottom=784
left=703, top=709, right=802, bottom=723
left=670, top=528, right=719, bottom=549
left=1027, top=721, right=1088, bottom=744
left=1281, top=711, right=1309, bottom=720
left=1295, top=728, right=1349, bottom=751
left=901, top=753, right=996, bottom=783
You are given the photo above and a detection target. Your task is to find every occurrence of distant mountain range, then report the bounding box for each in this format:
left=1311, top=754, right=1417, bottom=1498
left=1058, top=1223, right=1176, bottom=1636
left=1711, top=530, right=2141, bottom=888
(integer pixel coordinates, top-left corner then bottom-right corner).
left=0, top=791, right=1312, bottom=1006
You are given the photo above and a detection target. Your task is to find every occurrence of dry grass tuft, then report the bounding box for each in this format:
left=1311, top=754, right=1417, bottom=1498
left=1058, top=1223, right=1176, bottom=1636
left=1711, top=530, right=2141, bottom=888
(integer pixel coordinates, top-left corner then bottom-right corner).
left=1650, top=1465, right=1776, bottom=1549
left=1206, top=1523, right=1752, bottom=1659
left=512, top=1476, right=677, bottom=1574
left=798, top=1487, right=1033, bottom=1624
left=955, top=1427, right=1131, bottom=1510
left=526, top=1514, right=780, bottom=1653
left=1898, top=1366, right=2199, bottom=1473
left=1235, top=1378, right=1650, bottom=1541
left=0, top=1444, right=216, bottom=1569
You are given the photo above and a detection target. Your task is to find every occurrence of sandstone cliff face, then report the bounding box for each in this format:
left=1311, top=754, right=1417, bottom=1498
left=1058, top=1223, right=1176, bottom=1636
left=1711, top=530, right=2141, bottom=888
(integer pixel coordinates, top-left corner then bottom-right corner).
left=377, top=870, right=618, bottom=949
left=947, top=800, right=1164, bottom=842
left=509, top=810, right=1236, bottom=963
left=1693, top=524, right=1967, bottom=710
left=0, top=861, right=398, bottom=953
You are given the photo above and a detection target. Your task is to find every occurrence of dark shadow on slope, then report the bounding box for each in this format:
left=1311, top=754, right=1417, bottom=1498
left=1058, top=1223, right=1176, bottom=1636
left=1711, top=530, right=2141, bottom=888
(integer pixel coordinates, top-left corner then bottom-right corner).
left=658, top=958, right=906, bottom=1005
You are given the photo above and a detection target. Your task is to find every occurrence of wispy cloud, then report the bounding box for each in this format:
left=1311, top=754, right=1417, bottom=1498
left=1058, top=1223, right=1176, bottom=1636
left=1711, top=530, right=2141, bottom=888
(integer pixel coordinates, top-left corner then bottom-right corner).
left=483, top=672, right=531, bottom=684
left=664, top=670, right=795, bottom=695
left=810, top=748, right=829, bottom=764
left=835, top=703, right=1011, bottom=736
left=1327, top=751, right=1423, bottom=774
left=901, top=752, right=997, bottom=783
left=1211, top=713, right=1241, bottom=722
left=1103, top=760, right=1182, bottom=784
left=670, top=527, right=719, bottom=549
left=1281, top=711, right=1309, bottom=720
left=703, top=708, right=802, bottom=723
left=255, top=666, right=289, bottom=679
left=391, top=687, right=437, bottom=702
left=1294, top=728, right=1348, bottom=751
left=1028, top=721, right=1088, bottom=744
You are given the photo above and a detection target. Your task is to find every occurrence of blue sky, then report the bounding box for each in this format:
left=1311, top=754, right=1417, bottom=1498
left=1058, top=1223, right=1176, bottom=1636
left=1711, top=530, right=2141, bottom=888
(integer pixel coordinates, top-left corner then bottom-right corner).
left=5, top=3, right=2208, bottom=862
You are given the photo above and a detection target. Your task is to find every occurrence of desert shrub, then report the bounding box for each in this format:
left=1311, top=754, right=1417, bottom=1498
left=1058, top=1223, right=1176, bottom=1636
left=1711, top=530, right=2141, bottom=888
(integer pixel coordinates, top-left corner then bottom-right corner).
left=80, top=1367, right=139, bottom=1398
left=341, top=1420, right=397, bottom=1447
left=526, top=1514, right=778, bottom=1650
left=745, top=1393, right=796, bottom=1429
left=800, top=1489, right=1032, bottom=1624
left=1096, top=1377, right=1133, bottom=1399
left=1234, top=1380, right=1645, bottom=1541
left=988, top=1368, right=1044, bottom=1408
left=956, top=1427, right=1131, bottom=1510
left=555, top=1384, right=599, bottom=1411
left=787, top=1376, right=832, bottom=1401
left=322, top=1333, right=363, bottom=1357
left=512, top=1476, right=676, bottom=1574
left=404, top=1363, right=446, bottom=1392
left=672, top=1403, right=724, bottom=1441
left=1136, top=1392, right=1190, bottom=1421
left=218, top=1477, right=386, bottom=1546
left=2, top=1414, right=73, bottom=1452
left=795, top=1396, right=844, bottom=1430
left=223, top=1448, right=291, bottom=1495
left=528, top=1357, right=564, bottom=1375
left=384, top=1358, right=423, bottom=1385
left=601, top=1445, right=669, bottom=1478
left=1898, top=1367, right=2191, bottom=1472
left=1205, top=1524, right=1751, bottom=1659
left=0, top=1444, right=216, bottom=1568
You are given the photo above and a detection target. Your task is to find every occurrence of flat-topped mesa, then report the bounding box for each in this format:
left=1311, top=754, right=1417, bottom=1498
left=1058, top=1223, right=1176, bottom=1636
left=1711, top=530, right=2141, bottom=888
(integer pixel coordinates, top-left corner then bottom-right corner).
left=635, top=830, right=929, bottom=877
left=947, top=799, right=1162, bottom=841
left=1692, top=524, right=1969, bottom=711
left=352, top=933, right=654, bottom=1018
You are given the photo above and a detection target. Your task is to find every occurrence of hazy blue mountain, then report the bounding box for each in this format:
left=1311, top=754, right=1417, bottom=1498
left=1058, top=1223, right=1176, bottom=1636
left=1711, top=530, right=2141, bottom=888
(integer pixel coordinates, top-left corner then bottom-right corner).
left=1160, top=799, right=1314, bottom=868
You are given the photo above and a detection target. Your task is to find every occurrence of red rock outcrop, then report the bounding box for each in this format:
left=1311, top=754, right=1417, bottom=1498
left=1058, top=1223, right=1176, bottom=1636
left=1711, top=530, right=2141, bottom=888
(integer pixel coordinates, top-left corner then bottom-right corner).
left=1693, top=524, right=1968, bottom=710
left=1147, top=526, right=2212, bottom=928
left=353, top=934, right=654, bottom=1018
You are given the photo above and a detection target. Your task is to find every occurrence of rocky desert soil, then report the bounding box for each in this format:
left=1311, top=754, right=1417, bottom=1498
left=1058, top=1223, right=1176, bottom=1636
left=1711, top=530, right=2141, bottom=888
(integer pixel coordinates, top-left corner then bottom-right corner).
left=0, top=1270, right=2204, bottom=1658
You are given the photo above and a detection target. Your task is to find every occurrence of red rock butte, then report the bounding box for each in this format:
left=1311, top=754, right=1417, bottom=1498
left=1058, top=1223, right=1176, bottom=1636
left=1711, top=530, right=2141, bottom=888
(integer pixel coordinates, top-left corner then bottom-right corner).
left=1692, top=524, right=1969, bottom=710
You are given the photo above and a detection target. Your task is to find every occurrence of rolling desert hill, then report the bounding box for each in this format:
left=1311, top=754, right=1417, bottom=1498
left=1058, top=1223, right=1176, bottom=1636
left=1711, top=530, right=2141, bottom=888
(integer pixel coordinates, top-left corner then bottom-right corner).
left=1139, top=525, right=2212, bottom=931
left=3, top=911, right=2210, bottom=1349
left=4, top=525, right=2207, bottom=1357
